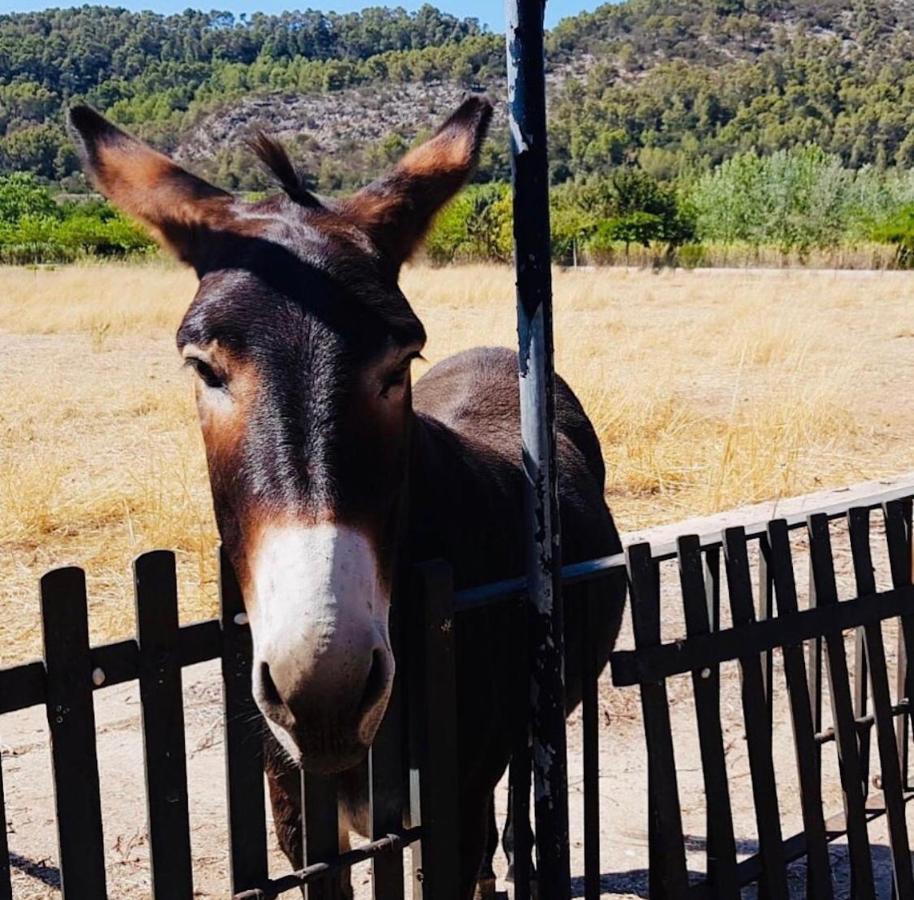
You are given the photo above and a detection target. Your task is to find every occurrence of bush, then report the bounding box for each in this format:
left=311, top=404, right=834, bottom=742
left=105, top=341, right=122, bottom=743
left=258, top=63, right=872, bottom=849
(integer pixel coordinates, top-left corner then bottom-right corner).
left=426, top=184, right=512, bottom=264
left=690, top=146, right=856, bottom=256
left=871, top=204, right=914, bottom=268
left=0, top=173, right=156, bottom=263
left=0, top=172, right=60, bottom=222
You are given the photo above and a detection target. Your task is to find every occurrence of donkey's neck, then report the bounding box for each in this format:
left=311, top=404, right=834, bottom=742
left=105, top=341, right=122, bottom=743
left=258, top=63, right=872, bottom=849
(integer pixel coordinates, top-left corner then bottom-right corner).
left=404, top=410, right=524, bottom=590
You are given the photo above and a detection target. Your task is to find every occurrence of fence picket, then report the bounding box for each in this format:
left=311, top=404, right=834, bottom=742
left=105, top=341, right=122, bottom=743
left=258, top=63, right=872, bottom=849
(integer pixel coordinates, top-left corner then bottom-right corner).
left=40, top=566, right=107, bottom=900
left=807, top=513, right=876, bottom=899
left=848, top=507, right=914, bottom=897
left=765, top=520, right=833, bottom=899
left=409, top=561, right=460, bottom=900
left=722, top=527, right=789, bottom=899
left=0, top=759, right=10, bottom=900
left=369, top=600, right=406, bottom=900
left=677, top=536, right=739, bottom=898
left=883, top=498, right=914, bottom=786
left=219, top=549, right=268, bottom=895
left=627, top=543, right=689, bottom=899
left=758, top=535, right=775, bottom=743
left=135, top=551, right=194, bottom=900
left=581, top=579, right=601, bottom=900
left=302, top=773, right=343, bottom=899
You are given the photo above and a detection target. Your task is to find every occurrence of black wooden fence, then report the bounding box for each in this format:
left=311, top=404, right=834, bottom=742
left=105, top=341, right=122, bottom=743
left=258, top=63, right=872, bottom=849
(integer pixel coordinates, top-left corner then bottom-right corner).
left=442, top=475, right=914, bottom=899
left=608, top=495, right=914, bottom=899
left=2, top=477, right=914, bottom=897
left=0, top=553, right=461, bottom=899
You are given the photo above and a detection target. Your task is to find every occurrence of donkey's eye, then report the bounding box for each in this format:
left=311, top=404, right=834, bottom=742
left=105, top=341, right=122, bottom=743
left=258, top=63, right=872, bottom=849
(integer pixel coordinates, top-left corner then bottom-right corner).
left=379, top=367, right=409, bottom=398
left=379, top=352, right=421, bottom=398
left=185, top=357, right=225, bottom=390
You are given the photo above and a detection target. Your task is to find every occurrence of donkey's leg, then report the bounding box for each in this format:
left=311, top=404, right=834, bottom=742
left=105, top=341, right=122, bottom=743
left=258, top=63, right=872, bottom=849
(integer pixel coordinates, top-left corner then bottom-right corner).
left=337, top=830, right=354, bottom=900
left=460, top=786, right=495, bottom=900
left=475, top=794, right=499, bottom=898
left=267, top=763, right=356, bottom=899
left=266, top=754, right=304, bottom=870
left=503, top=762, right=536, bottom=887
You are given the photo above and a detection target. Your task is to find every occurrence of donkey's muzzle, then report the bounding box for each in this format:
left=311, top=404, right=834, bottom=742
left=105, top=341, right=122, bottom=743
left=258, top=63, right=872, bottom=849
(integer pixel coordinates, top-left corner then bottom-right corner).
left=254, top=642, right=393, bottom=773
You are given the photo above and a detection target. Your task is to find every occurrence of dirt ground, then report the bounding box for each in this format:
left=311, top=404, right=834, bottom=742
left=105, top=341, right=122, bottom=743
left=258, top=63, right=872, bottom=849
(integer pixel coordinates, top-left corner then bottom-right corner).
left=3, top=502, right=914, bottom=899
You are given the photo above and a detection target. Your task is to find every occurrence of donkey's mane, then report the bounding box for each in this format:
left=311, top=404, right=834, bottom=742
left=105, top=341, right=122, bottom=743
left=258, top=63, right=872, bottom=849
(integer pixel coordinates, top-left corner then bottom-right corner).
left=248, top=132, right=322, bottom=210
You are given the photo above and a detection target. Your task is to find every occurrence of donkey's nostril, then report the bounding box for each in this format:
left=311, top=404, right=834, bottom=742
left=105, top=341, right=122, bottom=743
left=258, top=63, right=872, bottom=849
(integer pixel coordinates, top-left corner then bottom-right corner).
left=259, top=661, right=282, bottom=709
left=359, top=649, right=387, bottom=717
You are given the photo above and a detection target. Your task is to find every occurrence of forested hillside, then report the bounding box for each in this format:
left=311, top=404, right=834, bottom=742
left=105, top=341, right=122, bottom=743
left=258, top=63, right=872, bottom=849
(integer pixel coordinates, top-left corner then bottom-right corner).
left=3, top=0, right=914, bottom=267
left=3, top=1, right=914, bottom=186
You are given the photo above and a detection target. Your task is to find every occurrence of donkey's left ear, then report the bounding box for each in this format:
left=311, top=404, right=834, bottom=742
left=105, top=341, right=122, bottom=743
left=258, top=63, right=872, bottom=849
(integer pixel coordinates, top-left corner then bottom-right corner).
left=341, top=96, right=493, bottom=273
left=68, top=105, right=234, bottom=272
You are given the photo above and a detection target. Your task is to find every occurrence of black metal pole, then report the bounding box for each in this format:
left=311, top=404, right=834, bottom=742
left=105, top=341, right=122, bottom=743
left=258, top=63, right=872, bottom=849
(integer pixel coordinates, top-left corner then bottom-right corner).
left=504, top=2, right=572, bottom=897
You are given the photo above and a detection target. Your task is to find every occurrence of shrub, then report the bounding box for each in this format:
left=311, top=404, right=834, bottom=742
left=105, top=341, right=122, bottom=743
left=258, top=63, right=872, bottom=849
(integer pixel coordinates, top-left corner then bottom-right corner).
left=0, top=179, right=155, bottom=263
left=426, top=184, right=512, bottom=264
left=871, top=204, right=914, bottom=268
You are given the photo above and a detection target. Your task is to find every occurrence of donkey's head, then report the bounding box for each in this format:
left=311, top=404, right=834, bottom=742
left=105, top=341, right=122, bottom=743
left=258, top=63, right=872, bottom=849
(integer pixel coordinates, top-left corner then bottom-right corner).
left=70, top=98, right=492, bottom=771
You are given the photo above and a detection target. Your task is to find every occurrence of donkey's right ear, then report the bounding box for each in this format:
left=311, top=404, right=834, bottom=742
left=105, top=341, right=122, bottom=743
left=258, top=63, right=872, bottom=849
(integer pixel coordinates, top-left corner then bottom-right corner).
left=68, top=105, right=234, bottom=271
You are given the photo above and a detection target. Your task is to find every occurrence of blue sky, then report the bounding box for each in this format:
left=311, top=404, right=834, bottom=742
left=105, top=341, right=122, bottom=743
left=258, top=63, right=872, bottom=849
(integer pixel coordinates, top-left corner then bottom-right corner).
left=0, top=1, right=607, bottom=30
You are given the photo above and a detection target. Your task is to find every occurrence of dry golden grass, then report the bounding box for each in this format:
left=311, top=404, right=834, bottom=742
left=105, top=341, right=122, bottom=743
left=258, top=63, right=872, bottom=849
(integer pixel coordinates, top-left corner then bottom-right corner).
left=1, top=261, right=912, bottom=664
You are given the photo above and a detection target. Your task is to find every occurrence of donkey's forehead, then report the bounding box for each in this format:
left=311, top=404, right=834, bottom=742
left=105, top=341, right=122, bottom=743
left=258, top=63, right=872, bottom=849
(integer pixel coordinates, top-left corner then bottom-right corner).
left=176, top=206, right=425, bottom=354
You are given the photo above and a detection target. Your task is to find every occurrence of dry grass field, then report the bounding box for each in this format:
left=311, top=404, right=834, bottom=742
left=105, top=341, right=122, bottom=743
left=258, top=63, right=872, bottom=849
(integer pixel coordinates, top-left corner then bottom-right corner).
left=1, top=261, right=913, bottom=666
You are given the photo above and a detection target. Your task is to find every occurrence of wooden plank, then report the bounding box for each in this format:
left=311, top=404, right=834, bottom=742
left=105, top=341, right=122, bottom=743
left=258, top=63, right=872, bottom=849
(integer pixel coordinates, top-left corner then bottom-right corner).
left=369, top=600, right=406, bottom=900
left=302, top=772, right=343, bottom=900
left=509, top=743, right=534, bottom=900
left=627, top=543, right=689, bottom=899
left=0, top=752, right=12, bottom=900
left=807, top=552, right=824, bottom=783
left=884, top=499, right=914, bottom=786
left=807, top=513, right=876, bottom=899
left=40, top=566, right=107, bottom=900
left=409, top=561, right=460, bottom=900
left=765, top=519, right=833, bottom=899
left=134, top=551, right=194, bottom=900
left=509, top=592, right=533, bottom=900
left=610, top=584, right=914, bottom=687
left=220, top=550, right=268, bottom=894
left=757, top=536, right=775, bottom=743
left=848, top=508, right=914, bottom=898
left=581, top=579, right=601, bottom=900
left=722, top=528, right=789, bottom=899
left=854, top=606, right=871, bottom=797
left=676, top=536, right=739, bottom=899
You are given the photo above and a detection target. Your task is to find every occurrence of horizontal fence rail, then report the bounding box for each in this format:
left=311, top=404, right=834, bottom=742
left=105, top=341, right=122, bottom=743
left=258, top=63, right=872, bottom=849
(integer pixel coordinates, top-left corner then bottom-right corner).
left=0, top=472, right=913, bottom=897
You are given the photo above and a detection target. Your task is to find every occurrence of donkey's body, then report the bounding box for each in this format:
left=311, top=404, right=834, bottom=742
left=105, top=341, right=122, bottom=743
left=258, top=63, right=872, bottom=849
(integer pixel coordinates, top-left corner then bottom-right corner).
left=68, top=97, right=625, bottom=898
left=268, top=347, right=625, bottom=895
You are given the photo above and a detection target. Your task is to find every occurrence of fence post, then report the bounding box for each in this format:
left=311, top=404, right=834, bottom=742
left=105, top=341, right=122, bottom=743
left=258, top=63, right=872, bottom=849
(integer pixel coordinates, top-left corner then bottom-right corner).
left=219, top=549, right=268, bottom=895
left=503, top=0, right=571, bottom=896
left=41, top=566, right=107, bottom=900
left=134, top=551, right=194, bottom=900
left=408, top=561, right=460, bottom=900
left=369, top=597, right=407, bottom=900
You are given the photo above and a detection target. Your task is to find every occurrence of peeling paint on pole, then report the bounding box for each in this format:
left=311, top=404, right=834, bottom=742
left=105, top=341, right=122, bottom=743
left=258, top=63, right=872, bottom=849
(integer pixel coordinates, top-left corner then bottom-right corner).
left=504, top=0, right=572, bottom=896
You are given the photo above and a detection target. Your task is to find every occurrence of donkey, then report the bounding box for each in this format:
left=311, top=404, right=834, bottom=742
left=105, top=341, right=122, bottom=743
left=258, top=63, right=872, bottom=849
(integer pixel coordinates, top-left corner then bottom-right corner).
left=69, top=97, right=626, bottom=898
